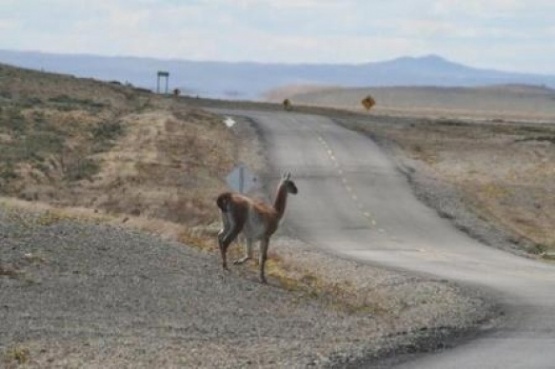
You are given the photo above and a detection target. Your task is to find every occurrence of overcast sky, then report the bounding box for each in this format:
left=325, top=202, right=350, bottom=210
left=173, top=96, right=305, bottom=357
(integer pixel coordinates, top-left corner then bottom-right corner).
left=2, top=0, right=554, bottom=74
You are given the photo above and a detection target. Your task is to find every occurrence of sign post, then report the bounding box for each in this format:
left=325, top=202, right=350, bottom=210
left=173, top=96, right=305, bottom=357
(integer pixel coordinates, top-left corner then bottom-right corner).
left=157, top=71, right=170, bottom=94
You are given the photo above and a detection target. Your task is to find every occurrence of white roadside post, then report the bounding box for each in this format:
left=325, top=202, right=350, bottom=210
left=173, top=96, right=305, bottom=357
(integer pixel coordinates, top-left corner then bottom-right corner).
left=223, top=116, right=236, bottom=128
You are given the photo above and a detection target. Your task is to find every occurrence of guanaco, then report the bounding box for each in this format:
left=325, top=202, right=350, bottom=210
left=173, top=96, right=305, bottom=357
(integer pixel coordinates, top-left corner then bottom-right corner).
left=216, top=173, right=298, bottom=283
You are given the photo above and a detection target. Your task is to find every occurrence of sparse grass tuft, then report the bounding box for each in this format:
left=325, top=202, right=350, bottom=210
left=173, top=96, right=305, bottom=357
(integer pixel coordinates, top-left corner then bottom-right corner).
left=63, top=157, right=100, bottom=182
left=528, top=243, right=548, bottom=255
left=478, top=183, right=508, bottom=200
left=541, top=249, right=555, bottom=261
left=0, top=264, right=20, bottom=279
left=0, top=161, right=17, bottom=183
left=177, top=229, right=215, bottom=253
left=3, top=346, right=31, bottom=366
left=49, top=94, right=107, bottom=111
left=36, top=209, right=67, bottom=226
left=91, top=121, right=124, bottom=151
left=515, top=135, right=555, bottom=145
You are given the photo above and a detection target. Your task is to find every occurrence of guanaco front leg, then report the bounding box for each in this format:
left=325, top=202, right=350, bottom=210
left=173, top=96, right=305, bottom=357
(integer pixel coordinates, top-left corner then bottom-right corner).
left=234, top=237, right=253, bottom=265
left=259, top=237, right=270, bottom=284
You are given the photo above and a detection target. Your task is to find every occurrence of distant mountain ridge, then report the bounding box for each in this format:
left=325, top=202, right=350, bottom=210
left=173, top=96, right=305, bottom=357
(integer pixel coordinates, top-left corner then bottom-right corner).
left=1, top=49, right=554, bottom=100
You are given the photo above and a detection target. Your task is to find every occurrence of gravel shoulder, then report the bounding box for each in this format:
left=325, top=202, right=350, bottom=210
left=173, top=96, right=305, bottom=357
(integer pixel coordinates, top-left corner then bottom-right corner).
left=0, top=205, right=496, bottom=368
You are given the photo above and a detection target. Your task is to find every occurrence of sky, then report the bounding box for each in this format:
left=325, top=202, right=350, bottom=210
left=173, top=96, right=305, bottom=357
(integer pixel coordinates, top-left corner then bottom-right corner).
left=1, top=0, right=555, bottom=74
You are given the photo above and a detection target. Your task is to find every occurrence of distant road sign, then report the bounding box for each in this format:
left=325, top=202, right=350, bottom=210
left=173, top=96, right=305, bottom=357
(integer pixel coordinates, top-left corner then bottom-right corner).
left=226, top=164, right=258, bottom=193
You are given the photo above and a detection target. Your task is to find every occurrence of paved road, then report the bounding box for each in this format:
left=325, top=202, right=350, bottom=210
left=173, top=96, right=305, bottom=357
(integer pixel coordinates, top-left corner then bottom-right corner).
left=223, top=110, right=555, bottom=368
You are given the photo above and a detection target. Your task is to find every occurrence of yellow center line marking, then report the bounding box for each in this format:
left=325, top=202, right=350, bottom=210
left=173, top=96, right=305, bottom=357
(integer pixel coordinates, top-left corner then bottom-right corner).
left=318, top=133, right=380, bottom=230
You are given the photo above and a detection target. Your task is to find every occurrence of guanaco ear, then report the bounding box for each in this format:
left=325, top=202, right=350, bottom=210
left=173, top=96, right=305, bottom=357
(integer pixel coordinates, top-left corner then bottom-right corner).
left=284, top=172, right=291, bottom=180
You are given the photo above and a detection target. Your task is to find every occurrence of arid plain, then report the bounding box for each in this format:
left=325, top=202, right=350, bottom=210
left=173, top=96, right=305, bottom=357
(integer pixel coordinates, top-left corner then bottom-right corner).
left=1, top=63, right=554, bottom=367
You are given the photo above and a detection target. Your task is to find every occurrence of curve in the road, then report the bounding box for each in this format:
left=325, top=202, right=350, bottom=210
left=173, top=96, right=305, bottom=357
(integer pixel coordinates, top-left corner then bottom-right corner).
left=218, top=109, right=555, bottom=368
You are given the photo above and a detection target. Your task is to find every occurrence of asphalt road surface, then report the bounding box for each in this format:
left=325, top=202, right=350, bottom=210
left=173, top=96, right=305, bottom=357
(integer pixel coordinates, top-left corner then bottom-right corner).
left=221, top=109, right=555, bottom=369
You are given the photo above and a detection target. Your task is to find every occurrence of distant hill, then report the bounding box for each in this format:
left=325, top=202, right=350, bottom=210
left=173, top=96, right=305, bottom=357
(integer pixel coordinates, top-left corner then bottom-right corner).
left=1, top=49, right=555, bottom=100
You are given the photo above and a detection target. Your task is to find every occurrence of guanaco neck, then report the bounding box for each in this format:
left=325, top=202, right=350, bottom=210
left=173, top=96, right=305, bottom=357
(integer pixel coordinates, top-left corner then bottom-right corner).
left=273, top=181, right=288, bottom=219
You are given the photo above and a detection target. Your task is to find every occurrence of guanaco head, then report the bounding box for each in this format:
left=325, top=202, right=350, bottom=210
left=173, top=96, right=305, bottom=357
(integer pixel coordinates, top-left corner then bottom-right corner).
left=282, top=172, right=298, bottom=195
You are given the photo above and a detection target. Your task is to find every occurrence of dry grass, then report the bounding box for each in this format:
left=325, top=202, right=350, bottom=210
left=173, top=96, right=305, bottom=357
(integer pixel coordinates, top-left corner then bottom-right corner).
left=0, top=63, right=237, bottom=231
left=84, top=107, right=234, bottom=226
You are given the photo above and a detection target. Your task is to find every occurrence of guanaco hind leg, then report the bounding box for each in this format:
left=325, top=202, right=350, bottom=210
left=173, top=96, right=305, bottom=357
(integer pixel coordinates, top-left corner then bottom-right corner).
left=218, top=212, right=239, bottom=270
left=217, top=231, right=228, bottom=270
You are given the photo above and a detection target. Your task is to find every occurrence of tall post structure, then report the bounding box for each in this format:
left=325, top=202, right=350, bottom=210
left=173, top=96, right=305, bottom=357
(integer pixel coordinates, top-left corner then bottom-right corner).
left=156, top=71, right=170, bottom=94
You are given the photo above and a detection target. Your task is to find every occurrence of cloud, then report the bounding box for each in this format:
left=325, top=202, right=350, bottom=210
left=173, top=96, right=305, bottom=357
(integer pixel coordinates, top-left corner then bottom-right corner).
left=0, top=0, right=554, bottom=73
left=432, top=0, right=524, bottom=17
